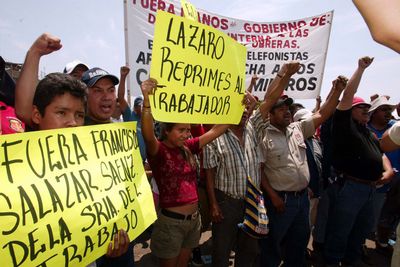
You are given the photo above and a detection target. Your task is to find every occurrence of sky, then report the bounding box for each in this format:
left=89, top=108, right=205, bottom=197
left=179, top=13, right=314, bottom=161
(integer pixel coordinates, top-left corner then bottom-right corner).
left=1, top=0, right=399, bottom=111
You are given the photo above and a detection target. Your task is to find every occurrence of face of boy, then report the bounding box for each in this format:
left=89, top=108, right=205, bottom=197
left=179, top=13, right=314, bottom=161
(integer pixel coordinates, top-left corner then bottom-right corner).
left=87, top=77, right=116, bottom=122
left=33, top=93, right=85, bottom=130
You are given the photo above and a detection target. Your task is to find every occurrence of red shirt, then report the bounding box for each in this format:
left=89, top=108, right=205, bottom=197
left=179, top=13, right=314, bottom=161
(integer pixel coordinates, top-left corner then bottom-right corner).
left=148, top=137, right=200, bottom=208
left=0, top=101, right=25, bottom=135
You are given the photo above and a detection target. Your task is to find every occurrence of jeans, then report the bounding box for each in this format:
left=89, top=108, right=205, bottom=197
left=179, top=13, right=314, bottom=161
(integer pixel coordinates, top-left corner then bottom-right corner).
left=212, top=190, right=259, bottom=267
left=324, top=180, right=375, bottom=264
left=391, top=223, right=400, bottom=267
left=260, top=191, right=310, bottom=267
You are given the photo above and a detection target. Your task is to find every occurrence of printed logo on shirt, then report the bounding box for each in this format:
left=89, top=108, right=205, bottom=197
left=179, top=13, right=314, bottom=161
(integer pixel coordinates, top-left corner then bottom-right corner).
left=8, top=117, right=24, bottom=133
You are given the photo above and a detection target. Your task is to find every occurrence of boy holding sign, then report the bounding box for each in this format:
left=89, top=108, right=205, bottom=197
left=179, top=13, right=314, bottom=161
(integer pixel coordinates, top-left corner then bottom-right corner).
left=15, top=33, right=133, bottom=267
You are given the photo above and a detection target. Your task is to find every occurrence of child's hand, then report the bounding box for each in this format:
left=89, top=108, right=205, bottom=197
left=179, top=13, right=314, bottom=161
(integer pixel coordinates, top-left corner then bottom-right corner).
left=140, top=78, right=158, bottom=96
left=29, top=33, right=62, bottom=57
left=106, top=229, right=130, bottom=258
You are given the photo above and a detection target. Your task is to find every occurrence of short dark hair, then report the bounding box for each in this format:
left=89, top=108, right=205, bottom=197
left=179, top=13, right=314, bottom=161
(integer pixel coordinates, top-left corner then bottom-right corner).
left=33, top=73, right=87, bottom=115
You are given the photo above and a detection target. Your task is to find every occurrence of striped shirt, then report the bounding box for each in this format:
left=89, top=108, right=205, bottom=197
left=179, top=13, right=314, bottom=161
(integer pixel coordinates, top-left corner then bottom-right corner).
left=203, top=119, right=263, bottom=198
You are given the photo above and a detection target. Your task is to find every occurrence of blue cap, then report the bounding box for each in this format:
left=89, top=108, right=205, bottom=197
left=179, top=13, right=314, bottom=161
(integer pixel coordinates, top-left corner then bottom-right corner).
left=134, top=96, right=143, bottom=107
left=81, top=67, right=119, bottom=87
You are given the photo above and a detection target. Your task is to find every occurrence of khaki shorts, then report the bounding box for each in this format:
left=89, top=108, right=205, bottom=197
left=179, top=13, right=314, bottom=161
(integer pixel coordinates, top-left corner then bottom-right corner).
left=150, top=210, right=201, bottom=259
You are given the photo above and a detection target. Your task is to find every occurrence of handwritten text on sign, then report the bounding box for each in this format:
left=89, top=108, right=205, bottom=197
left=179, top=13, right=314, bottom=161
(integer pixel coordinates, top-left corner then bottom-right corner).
left=150, top=10, right=247, bottom=124
left=127, top=0, right=332, bottom=100
left=0, top=122, right=157, bottom=267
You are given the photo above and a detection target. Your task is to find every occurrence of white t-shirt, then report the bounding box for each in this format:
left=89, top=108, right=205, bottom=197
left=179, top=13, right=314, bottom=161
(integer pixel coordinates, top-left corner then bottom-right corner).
left=388, top=121, right=400, bottom=145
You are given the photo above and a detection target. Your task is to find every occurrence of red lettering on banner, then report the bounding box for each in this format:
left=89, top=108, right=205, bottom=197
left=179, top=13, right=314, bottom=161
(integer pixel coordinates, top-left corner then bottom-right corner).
left=134, top=0, right=176, bottom=14
left=243, top=21, right=307, bottom=34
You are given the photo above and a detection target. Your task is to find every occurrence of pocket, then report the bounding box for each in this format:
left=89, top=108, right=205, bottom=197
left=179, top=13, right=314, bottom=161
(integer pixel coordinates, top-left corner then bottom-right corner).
left=264, top=138, right=287, bottom=168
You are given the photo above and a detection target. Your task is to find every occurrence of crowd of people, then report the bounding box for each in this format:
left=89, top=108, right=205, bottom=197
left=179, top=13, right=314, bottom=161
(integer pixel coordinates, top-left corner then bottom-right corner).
left=1, top=1, right=400, bottom=267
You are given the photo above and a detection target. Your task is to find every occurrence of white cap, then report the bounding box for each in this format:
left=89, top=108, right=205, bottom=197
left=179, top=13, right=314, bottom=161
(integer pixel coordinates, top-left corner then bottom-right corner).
left=369, top=95, right=396, bottom=113
left=293, top=109, right=312, bottom=122
left=63, top=60, right=89, bottom=74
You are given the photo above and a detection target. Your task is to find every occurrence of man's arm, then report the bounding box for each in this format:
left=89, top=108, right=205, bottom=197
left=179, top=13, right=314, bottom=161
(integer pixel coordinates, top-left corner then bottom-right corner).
left=205, top=168, right=224, bottom=223
left=353, top=0, right=400, bottom=53
left=258, top=62, right=300, bottom=119
left=311, top=76, right=347, bottom=129
left=246, top=75, right=259, bottom=93
left=376, top=154, right=394, bottom=185
left=337, top=56, right=373, bottom=111
left=15, top=33, right=62, bottom=126
left=140, top=78, right=159, bottom=156
left=312, top=95, right=322, bottom=113
left=117, top=66, right=130, bottom=112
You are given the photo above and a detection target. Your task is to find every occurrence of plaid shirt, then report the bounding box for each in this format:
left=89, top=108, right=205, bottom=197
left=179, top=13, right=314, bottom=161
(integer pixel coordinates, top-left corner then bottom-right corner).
left=203, top=119, right=263, bottom=198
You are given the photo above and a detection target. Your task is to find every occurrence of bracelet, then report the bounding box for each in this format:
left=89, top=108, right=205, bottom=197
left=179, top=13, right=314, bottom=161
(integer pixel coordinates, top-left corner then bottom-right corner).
left=143, top=105, right=151, bottom=108
left=142, top=110, right=152, bottom=114
left=277, top=73, right=283, bottom=78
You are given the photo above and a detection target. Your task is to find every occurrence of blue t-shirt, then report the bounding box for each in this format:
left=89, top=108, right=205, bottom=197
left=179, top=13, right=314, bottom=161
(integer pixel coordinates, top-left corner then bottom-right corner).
left=122, top=106, right=147, bottom=162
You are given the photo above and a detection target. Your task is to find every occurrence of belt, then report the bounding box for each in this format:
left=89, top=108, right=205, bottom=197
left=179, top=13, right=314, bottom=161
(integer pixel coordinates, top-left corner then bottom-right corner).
left=343, top=174, right=377, bottom=186
left=215, top=189, right=244, bottom=200
left=277, top=188, right=307, bottom=197
left=161, top=209, right=199, bottom=220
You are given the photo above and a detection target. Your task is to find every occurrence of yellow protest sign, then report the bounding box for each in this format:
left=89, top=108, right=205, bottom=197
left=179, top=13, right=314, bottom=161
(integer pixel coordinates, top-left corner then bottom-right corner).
left=150, top=10, right=247, bottom=124
left=180, top=0, right=198, bottom=21
left=0, top=122, right=157, bottom=267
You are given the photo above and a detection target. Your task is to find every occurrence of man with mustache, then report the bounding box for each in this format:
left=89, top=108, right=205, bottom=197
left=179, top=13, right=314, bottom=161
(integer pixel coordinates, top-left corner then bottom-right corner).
left=253, top=72, right=348, bottom=266
left=203, top=62, right=299, bottom=267
left=367, top=95, right=399, bottom=256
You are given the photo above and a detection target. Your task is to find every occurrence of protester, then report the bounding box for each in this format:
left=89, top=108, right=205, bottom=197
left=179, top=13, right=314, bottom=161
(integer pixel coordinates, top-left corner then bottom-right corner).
left=117, top=66, right=147, bottom=161
left=31, top=73, right=86, bottom=129
left=14, top=33, right=135, bottom=267
left=380, top=122, right=400, bottom=267
left=251, top=62, right=347, bottom=266
left=15, top=33, right=62, bottom=126
left=323, top=57, right=394, bottom=266
left=63, top=59, right=89, bottom=79
left=140, top=78, right=230, bottom=267
left=203, top=63, right=299, bottom=267
left=293, top=108, right=323, bottom=231
left=367, top=95, right=399, bottom=252
left=0, top=56, right=25, bottom=134
left=80, top=67, right=118, bottom=123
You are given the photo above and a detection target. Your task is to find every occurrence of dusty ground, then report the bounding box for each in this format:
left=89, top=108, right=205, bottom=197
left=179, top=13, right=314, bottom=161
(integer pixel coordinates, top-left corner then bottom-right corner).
left=133, top=229, right=393, bottom=266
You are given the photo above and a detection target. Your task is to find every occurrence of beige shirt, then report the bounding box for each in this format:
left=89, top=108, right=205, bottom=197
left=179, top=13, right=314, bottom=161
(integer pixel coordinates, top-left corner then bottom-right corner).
left=388, top=121, right=400, bottom=145
left=252, top=109, right=316, bottom=191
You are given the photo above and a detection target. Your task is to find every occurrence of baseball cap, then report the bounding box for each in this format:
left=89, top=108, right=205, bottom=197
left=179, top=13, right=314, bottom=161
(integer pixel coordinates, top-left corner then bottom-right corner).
left=271, top=95, right=294, bottom=110
left=369, top=95, right=396, bottom=113
left=134, top=96, right=143, bottom=107
left=293, top=109, right=312, bottom=122
left=81, top=67, right=119, bottom=87
left=352, top=96, right=371, bottom=108
left=63, top=60, right=89, bottom=74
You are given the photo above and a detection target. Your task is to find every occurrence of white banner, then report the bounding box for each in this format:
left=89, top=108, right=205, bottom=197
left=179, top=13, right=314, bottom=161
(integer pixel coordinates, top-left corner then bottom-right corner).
left=125, top=0, right=333, bottom=100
